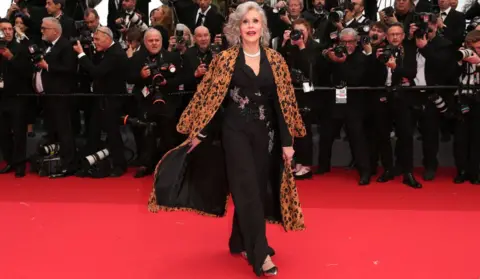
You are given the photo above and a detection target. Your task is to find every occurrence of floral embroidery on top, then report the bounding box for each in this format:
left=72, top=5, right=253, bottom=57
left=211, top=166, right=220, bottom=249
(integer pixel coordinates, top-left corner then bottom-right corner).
left=258, top=105, right=266, bottom=121
left=229, top=86, right=249, bottom=109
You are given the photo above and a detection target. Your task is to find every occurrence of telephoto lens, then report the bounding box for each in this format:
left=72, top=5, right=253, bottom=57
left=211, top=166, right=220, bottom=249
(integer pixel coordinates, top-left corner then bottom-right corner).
left=82, top=148, right=110, bottom=168
left=428, top=93, right=448, bottom=113
left=38, top=143, right=61, bottom=156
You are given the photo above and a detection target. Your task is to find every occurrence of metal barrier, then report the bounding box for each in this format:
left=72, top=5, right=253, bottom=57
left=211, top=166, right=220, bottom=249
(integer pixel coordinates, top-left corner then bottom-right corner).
left=12, top=85, right=469, bottom=97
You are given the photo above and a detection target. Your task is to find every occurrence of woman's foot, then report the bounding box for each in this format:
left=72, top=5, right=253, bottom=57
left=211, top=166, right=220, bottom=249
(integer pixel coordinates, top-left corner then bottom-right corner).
left=294, top=166, right=312, bottom=180
left=294, top=164, right=302, bottom=173
left=262, top=255, right=278, bottom=276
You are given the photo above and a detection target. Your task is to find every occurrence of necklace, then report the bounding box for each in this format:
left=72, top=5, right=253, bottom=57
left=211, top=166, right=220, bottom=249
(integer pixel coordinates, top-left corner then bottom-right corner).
left=244, top=50, right=260, bottom=58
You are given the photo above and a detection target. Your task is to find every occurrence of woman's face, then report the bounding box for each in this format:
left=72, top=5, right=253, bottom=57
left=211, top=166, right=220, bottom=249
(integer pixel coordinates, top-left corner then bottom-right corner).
left=15, top=17, right=26, bottom=32
left=240, top=9, right=263, bottom=45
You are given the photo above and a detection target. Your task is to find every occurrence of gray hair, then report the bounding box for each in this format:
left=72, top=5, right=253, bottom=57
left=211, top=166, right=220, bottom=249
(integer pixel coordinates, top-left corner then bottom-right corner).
left=339, top=28, right=358, bottom=40
left=95, top=26, right=113, bottom=39
left=290, top=0, right=304, bottom=9
left=42, top=17, right=62, bottom=33
left=143, top=28, right=162, bottom=42
left=223, top=1, right=270, bottom=47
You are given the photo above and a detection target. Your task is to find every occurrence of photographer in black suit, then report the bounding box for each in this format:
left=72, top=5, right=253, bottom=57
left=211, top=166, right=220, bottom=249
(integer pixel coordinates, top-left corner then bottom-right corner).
left=0, top=18, right=33, bottom=177
left=73, top=26, right=128, bottom=177
left=127, top=28, right=182, bottom=178
left=438, top=0, right=465, bottom=48
left=34, top=17, right=77, bottom=177
left=367, top=22, right=420, bottom=188
left=320, top=28, right=371, bottom=185
left=408, top=13, right=458, bottom=181
left=45, top=0, right=75, bottom=39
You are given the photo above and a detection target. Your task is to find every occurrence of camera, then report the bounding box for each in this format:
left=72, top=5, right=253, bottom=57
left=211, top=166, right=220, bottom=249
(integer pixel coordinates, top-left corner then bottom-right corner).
left=428, top=93, right=448, bottom=113
left=430, top=5, right=440, bottom=14
left=467, top=16, right=480, bottom=32
left=333, top=44, right=348, bottom=58
left=175, top=29, right=184, bottom=45
left=70, top=31, right=93, bottom=46
left=290, top=68, right=307, bottom=85
left=273, top=7, right=287, bottom=16
left=456, top=48, right=475, bottom=61
left=0, top=30, right=7, bottom=49
left=413, top=12, right=435, bottom=39
left=357, top=24, right=371, bottom=45
left=378, top=44, right=400, bottom=63
left=121, top=115, right=157, bottom=135
left=145, top=56, right=176, bottom=85
left=82, top=148, right=110, bottom=168
left=328, top=7, right=344, bottom=23
left=38, top=143, right=61, bottom=156
left=382, top=6, right=395, bottom=17
left=210, top=43, right=222, bottom=56
left=290, top=29, right=303, bottom=41
left=27, top=44, right=44, bottom=63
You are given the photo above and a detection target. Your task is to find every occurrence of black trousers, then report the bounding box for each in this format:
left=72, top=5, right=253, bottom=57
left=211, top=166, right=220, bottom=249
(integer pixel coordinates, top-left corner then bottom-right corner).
left=453, top=102, right=480, bottom=175
left=0, top=98, right=28, bottom=171
left=43, top=97, right=76, bottom=169
left=318, top=106, right=370, bottom=175
left=222, top=119, right=274, bottom=276
left=294, top=113, right=312, bottom=166
left=375, top=97, right=414, bottom=173
left=414, top=102, right=440, bottom=171
left=85, top=99, right=126, bottom=169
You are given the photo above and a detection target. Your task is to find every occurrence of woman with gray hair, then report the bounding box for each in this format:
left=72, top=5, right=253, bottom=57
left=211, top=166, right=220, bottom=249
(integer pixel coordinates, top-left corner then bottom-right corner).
left=148, top=1, right=306, bottom=276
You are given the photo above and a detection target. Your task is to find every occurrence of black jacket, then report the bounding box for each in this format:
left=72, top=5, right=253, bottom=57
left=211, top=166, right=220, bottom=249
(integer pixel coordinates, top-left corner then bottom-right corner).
left=39, top=36, right=77, bottom=94
left=78, top=42, right=129, bottom=95
left=0, top=40, right=33, bottom=97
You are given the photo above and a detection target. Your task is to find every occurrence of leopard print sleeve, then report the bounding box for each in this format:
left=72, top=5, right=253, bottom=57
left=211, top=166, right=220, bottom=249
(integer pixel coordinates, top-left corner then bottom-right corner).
left=176, top=53, right=221, bottom=135
left=267, top=49, right=306, bottom=138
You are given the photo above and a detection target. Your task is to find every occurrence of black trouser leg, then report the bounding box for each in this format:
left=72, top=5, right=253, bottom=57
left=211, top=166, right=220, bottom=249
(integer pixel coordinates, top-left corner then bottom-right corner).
left=345, top=109, right=370, bottom=175
left=294, top=115, right=312, bottom=166
left=419, top=103, right=440, bottom=171
left=453, top=116, right=468, bottom=172
left=393, top=101, right=414, bottom=173
left=468, top=103, right=480, bottom=176
left=373, top=102, right=394, bottom=170
left=318, top=115, right=343, bottom=172
left=222, top=121, right=271, bottom=275
left=10, top=101, right=28, bottom=171
left=103, top=107, right=127, bottom=170
left=0, top=110, right=13, bottom=164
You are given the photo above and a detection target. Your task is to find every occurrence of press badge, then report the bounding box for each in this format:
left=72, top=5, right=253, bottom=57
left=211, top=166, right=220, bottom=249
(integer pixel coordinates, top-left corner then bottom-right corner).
left=335, top=87, right=347, bottom=104
left=0, top=78, right=3, bottom=89
left=302, top=82, right=314, bottom=93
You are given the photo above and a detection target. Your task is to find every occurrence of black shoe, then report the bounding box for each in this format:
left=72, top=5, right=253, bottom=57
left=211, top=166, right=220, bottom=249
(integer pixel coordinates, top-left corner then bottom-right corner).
left=49, top=168, right=73, bottom=178
left=358, top=173, right=371, bottom=186
left=15, top=168, right=25, bottom=178
left=0, top=164, right=13, bottom=174
left=262, top=266, right=278, bottom=277
left=423, top=169, right=436, bottom=181
left=345, top=160, right=356, bottom=170
left=402, top=173, right=422, bottom=188
left=315, top=167, right=330, bottom=175
left=453, top=170, right=468, bottom=184
left=470, top=174, right=480, bottom=185
left=376, top=170, right=394, bottom=183
left=134, top=167, right=152, bottom=178
left=110, top=167, right=126, bottom=177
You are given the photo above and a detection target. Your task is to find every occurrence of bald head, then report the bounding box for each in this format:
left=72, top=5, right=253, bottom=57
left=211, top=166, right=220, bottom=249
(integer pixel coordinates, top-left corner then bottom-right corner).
left=194, top=26, right=210, bottom=50
left=144, top=28, right=162, bottom=55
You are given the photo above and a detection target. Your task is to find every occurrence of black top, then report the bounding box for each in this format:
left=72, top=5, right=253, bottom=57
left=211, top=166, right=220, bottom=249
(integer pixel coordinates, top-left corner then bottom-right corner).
left=222, top=48, right=292, bottom=147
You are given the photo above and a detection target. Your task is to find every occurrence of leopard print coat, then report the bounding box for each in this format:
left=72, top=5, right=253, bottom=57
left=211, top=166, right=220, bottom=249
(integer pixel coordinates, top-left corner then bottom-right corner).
left=148, top=46, right=306, bottom=231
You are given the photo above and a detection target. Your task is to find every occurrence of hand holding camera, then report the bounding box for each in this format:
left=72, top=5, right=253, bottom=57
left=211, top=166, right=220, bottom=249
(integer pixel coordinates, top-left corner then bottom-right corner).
left=141, top=65, right=151, bottom=79
left=327, top=47, right=347, bottom=63
left=0, top=47, right=13, bottom=60
left=457, top=48, right=480, bottom=65
left=195, top=64, right=207, bottom=78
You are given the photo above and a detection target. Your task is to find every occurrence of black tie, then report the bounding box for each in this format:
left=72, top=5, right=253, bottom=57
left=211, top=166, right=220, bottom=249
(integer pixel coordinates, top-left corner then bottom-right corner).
left=196, top=13, right=205, bottom=27
left=441, top=12, right=447, bottom=18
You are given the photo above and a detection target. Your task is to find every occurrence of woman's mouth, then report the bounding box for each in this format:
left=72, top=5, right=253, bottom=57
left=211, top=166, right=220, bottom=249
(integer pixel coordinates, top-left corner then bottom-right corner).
left=246, top=31, right=256, bottom=36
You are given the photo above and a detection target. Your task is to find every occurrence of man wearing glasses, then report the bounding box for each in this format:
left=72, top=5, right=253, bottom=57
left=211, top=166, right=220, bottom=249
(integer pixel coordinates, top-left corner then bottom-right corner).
left=35, top=17, right=77, bottom=177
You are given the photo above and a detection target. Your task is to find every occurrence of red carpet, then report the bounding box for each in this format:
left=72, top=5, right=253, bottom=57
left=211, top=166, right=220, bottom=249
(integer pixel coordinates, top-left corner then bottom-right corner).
left=1, top=168, right=480, bottom=279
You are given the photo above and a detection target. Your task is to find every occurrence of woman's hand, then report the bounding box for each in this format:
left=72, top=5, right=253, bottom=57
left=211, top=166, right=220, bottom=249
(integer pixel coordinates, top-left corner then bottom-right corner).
left=282, top=146, right=295, bottom=163
left=188, top=137, right=202, bottom=153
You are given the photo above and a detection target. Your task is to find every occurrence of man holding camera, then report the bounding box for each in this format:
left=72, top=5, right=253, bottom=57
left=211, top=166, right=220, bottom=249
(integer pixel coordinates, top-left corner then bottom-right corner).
left=0, top=18, right=32, bottom=177
left=452, top=30, right=480, bottom=184
left=320, top=28, right=371, bottom=185
left=127, top=28, right=182, bottom=178
left=409, top=13, right=457, bottom=181
left=113, top=0, right=148, bottom=49
left=73, top=26, right=128, bottom=177
left=367, top=23, right=420, bottom=187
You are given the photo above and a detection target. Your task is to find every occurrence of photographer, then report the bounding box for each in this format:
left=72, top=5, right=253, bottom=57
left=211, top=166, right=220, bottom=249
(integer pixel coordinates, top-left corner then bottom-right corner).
left=45, top=0, right=75, bottom=39
left=73, top=26, right=128, bottom=177
left=167, top=24, right=195, bottom=55
left=0, top=18, right=32, bottom=177
left=452, top=30, right=480, bottom=184
left=114, top=0, right=148, bottom=49
left=302, top=0, right=329, bottom=46
left=280, top=19, right=326, bottom=179
left=367, top=22, right=420, bottom=188
left=409, top=13, right=457, bottom=181
left=320, top=28, right=371, bottom=185
left=379, top=0, right=415, bottom=32
left=127, top=28, right=182, bottom=178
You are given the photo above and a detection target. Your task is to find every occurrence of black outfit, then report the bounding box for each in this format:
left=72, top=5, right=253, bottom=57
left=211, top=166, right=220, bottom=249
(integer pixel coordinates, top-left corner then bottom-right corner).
left=201, top=49, right=291, bottom=276
left=368, top=42, right=417, bottom=176
left=78, top=43, right=129, bottom=173
left=185, top=5, right=225, bottom=40
left=127, top=48, right=183, bottom=171
left=319, top=48, right=371, bottom=180
left=413, top=36, right=457, bottom=174
left=0, top=40, right=33, bottom=175
left=442, top=9, right=466, bottom=48
left=37, top=36, right=77, bottom=174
